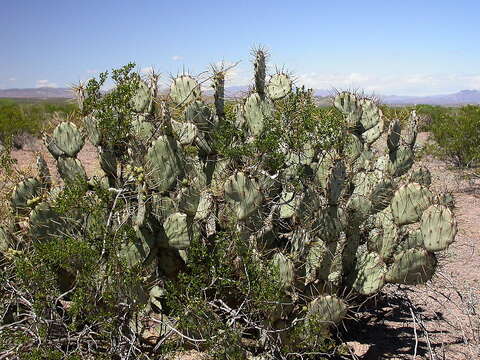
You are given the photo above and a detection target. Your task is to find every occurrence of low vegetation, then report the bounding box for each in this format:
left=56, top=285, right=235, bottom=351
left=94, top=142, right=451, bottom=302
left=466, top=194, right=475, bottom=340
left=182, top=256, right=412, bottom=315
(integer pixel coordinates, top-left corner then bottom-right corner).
left=0, top=99, right=77, bottom=149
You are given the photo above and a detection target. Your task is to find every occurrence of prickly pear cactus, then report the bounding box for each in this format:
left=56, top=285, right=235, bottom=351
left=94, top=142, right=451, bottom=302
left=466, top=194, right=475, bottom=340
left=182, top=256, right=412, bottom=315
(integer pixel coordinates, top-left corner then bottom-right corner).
left=4, top=49, right=457, bottom=356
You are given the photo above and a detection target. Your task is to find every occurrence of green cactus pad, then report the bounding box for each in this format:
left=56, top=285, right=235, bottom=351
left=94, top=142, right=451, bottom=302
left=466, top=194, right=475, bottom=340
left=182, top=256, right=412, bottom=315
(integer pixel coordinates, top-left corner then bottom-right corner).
left=11, top=178, right=43, bottom=212
left=409, top=167, right=432, bottom=187
left=184, top=100, right=212, bottom=131
left=130, top=80, right=151, bottom=113
left=119, top=237, right=151, bottom=268
left=387, top=119, right=401, bottom=153
left=266, top=73, right=292, bottom=100
left=390, top=146, right=414, bottom=177
left=99, top=147, right=117, bottom=178
left=44, top=135, right=64, bottom=159
left=307, top=295, right=347, bottom=325
left=151, top=195, right=176, bottom=223
left=163, top=212, right=193, bottom=250
left=325, top=160, right=346, bottom=204
left=305, top=240, right=337, bottom=282
left=362, top=119, right=384, bottom=145
left=84, top=116, right=101, bottom=146
left=347, top=195, right=373, bottom=223
left=170, top=75, right=201, bottom=105
left=398, top=228, right=424, bottom=251
left=57, top=157, right=87, bottom=183
left=391, top=183, right=433, bottom=225
left=403, top=110, right=418, bottom=148
left=212, top=70, right=225, bottom=117
left=368, top=220, right=399, bottom=260
left=243, top=92, right=274, bottom=136
left=145, top=136, right=185, bottom=192
left=272, top=252, right=294, bottom=288
left=359, top=99, right=382, bottom=131
left=224, top=172, right=263, bottom=221
left=386, top=248, right=436, bottom=285
left=279, top=190, right=297, bottom=219
left=52, top=122, right=84, bottom=157
left=345, top=134, right=363, bottom=162
left=314, top=206, right=344, bottom=243
left=420, top=205, right=456, bottom=251
left=194, top=191, right=213, bottom=221
left=131, top=119, right=154, bottom=143
left=334, top=92, right=362, bottom=128
left=30, top=202, right=63, bottom=241
left=178, top=186, right=201, bottom=217
left=171, top=120, right=198, bottom=145
left=351, top=252, right=386, bottom=295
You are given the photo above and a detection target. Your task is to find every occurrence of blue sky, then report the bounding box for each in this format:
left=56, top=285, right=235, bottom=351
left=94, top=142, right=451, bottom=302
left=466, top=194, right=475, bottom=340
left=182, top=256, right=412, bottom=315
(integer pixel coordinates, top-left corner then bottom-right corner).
left=1, top=0, right=479, bottom=95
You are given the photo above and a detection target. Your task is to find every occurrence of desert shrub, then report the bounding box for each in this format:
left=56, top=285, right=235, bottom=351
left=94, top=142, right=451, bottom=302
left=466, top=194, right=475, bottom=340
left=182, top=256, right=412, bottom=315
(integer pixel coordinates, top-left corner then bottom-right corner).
left=428, top=105, right=480, bottom=167
left=414, top=104, right=449, bottom=131
left=0, top=51, right=458, bottom=359
left=0, top=99, right=77, bottom=146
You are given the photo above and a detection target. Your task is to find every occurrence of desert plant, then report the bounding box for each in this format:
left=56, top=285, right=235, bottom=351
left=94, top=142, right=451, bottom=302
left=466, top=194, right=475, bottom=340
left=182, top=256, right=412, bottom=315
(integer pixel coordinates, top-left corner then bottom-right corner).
left=428, top=105, right=480, bottom=167
left=0, top=50, right=457, bottom=359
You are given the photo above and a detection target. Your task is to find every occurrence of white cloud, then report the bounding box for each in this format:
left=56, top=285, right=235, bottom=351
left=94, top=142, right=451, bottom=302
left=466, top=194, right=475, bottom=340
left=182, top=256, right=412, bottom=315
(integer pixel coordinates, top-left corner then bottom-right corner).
left=8, top=77, right=16, bottom=81
left=36, top=79, right=57, bottom=88
left=140, top=66, right=154, bottom=75
left=171, top=55, right=183, bottom=61
left=86, top=69, right=99, bottom=74
left=296, top=72, right=480, bottom=96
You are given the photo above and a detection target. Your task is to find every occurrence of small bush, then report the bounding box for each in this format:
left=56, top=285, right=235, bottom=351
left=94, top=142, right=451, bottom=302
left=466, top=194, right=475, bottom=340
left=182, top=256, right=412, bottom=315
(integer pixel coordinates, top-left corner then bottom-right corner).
left=0, top=99, right=77, bottom=143
left=428, top=105, right=480, bottom=167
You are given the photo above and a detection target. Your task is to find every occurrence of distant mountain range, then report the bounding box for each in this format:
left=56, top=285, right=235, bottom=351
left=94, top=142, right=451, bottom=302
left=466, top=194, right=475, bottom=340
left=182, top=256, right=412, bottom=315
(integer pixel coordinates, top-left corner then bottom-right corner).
left=2, top=87, right=480, bottom=106
left=0, top=87, right=73, bottom=99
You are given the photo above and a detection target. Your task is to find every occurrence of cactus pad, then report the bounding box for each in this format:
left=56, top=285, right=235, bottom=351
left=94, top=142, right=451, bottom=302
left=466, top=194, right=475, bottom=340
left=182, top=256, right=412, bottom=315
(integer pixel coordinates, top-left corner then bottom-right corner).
left=170, top=75, right=200, bottom=105
left=409, top=167, right=432, bottom=187
left=307, top=295, right=347, bottom=325
left=57, top=157, right=87, bottom=183
left=11, top=178, right=43, bottom=212
left=391, top=183, right=433, bottom=225
left=145, top=136, right=185, bottom=192
left=386, top=248, right=436, bottom=285
left=334, top=92, right=362, bottom=128
left=131, top=119, right=154, bottom=143
left=224, top=172, right=263, bottom=221
left=387, top=119, right=401, bottom=153
left=272, top=252, right=294, bottom=288
left=243, top=92, right=274, bottom=136
left=351, top=252, right=386, bottom=295
left=163, top=212, right=191, bottom=250
left=420, top=205, right=456, bottom=251
left=267, top=73, right=292, bottom=100
left=84, top=116, right=101, bottom=146
left=52, top=122, right=84, bottom=157
left=131, top=80, right=151, bottom=113
left=171, top=120, right=198, bottom=145
left=359, top=99, right=382, bottom=131
left=30, top=202, right=63, bottom=241
left=184, top=100, right=212, bottom=131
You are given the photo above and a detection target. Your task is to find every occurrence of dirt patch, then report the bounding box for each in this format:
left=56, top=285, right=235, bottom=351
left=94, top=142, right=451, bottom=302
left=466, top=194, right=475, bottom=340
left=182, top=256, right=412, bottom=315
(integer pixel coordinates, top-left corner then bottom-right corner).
left=10, top=138, right=101, bottom=181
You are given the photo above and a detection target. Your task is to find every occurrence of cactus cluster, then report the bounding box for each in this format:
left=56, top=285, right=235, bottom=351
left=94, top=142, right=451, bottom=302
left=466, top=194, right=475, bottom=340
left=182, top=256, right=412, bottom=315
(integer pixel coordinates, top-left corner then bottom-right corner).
left=3, top=50, right=457, bottom=353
